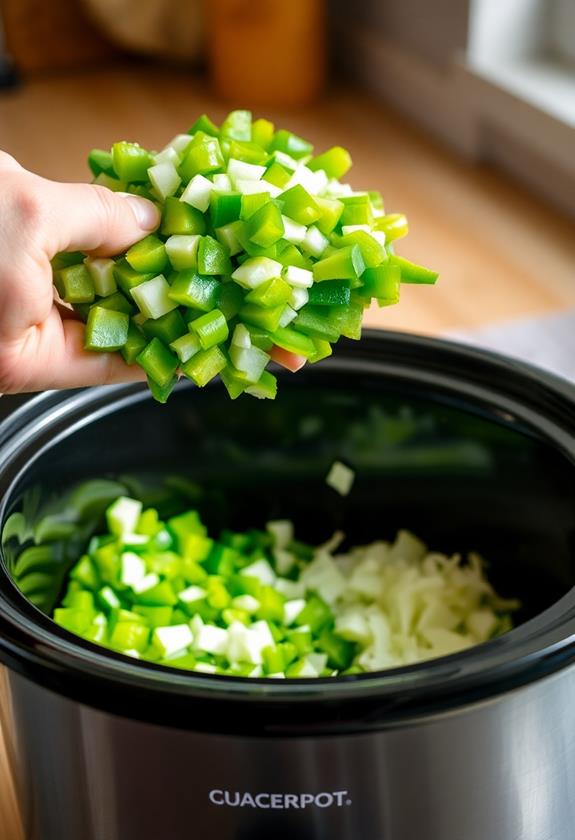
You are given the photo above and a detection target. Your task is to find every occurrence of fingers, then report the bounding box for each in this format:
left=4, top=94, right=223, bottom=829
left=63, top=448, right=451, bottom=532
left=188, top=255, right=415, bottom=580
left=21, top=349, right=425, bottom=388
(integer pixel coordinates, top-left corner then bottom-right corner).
left=0, top=307, right=147, bottom=393
left=37, top=180, right=160, bottom=257
left=270, top=346, right=307, bottom=372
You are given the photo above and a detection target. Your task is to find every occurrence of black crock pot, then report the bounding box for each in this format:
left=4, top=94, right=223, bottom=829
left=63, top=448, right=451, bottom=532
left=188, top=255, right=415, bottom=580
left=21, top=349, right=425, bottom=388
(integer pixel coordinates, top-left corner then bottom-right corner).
left=1, top=330, right=575, bottom=840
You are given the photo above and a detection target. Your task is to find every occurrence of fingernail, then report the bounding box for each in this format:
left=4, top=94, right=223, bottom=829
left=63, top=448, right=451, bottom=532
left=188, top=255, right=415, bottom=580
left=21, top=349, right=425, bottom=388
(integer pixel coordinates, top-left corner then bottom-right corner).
left=118, top=193, right=160, bottom=230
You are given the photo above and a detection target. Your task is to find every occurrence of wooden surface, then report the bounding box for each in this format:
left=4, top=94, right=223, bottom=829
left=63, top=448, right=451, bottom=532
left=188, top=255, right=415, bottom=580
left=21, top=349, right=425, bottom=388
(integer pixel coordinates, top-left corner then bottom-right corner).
left=0, top=63, right=574, bottom=839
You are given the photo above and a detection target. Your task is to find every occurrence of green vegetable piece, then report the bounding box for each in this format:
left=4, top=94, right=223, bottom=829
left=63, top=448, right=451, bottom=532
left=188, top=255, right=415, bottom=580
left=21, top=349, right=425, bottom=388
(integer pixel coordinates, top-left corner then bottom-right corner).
left=279, top=184, right=321, bottom=226
left=148, top=373, right=178, bottom=404
left=308, top=146, right=352, bottom=179
left=240, top=193, right=270, bottom=221
left=54, top=608, right=95, bottom=635
left=389, top=255, right=438, bottom=285
left=245, top=369, right=277, bottom=400
left=329, top=302, right=364, bottom=340
left=340, top=194, right=373, bottom=227
left=142, top=309, right=188, bottom=345
left=198, top=236, right=232, bottom=275
left=209, top=192, right=242, bottom=228
left=133, top=606, right=174, bottom=627
left=220, top=109, right=252, bottom=141
left=110, top=620, right=150, bottom=653
left=181, top=345, right=227, bottom=387
left=85, top=306, right=129, bottom=352
left=51, top=251, right=85, bottom=271
left=307, top=280, right=351, bottom=307
left=121, top=322, right=147, bottom=364
left=55, top=264, right=95, bottom=304
left=179, top=137, right=224, bottom=181
left=312, top=245, right=365, bottom=282
left=94, top=291, right=135, bottom=315
left=113, top=259, right=154, bottom=297
left=168, top=271, right=221, bottom=311
left=190, top=309, right=229, bottom=350
left=88, top=148, right=115, bottom=178
left=246, top=201, right=284, bottom=247
left=335, top=231, right=386, bottom=269
left=137, top=338, right=179, bottom=387
left=112, top=141, right=153, bottom=182
left=271, top=129, right=313, bottom=159
left=256, top=586, right=285, bottom=622
left=275, top=242, right=312, bottom=270
left=227, top=140, right=269, bottom=165
left=294, top=306, right=341, bottom=342
left=361, top=264, right=400, bottom=304
left=294, top=594, right=333, bottom=633
left=246, top=276, right=291, bottom=308
left=269, top=327, right=316, bottom=357
left=251, top=118, right=275, bottom=150
left=308, top=338, right=333, bottom=364
left=170, top=332, right=201, bottom=364
left=218, top=282, right=245, bottom=320
left=126, top=235, right=169, bottom=275
left=239, top=302, right=285, bottom=333
left=188, top=114, right=220, bottom=137
left=375, top=213, right=408, bottom=241
left=314, top=196, right=344, bottom=236
left=220, top=366, right=248, bottom=400
left=134, top=580, right=178, bottom=606
left=318, top=628, right=356, bottom=670
left=161, top=197, right=207, bottom=236
left=263, top=161, right=292, bottom=189
left=70, top=555, right=100, bottom=590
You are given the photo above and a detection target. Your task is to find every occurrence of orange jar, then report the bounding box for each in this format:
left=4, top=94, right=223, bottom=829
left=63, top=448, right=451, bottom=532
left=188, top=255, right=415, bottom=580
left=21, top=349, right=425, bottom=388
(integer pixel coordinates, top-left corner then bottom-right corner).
left=207, top=0, right=326, bottom=108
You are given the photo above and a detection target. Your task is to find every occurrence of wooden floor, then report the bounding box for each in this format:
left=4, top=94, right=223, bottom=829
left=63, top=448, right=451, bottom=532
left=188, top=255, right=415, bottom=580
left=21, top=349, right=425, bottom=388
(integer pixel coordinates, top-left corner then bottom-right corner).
left=0, top=62, right=574, bottom=839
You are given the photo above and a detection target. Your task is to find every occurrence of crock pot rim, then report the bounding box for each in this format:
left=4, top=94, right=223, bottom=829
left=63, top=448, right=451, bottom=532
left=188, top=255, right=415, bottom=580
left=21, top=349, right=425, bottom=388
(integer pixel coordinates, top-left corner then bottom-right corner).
left=1, top=330, right=575, bottom=732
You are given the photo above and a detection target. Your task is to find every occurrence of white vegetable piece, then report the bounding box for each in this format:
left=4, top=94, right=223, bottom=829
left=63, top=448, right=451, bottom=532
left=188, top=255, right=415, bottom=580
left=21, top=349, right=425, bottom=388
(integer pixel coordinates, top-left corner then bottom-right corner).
left=232, top=257, right=283, bottom=290
left=212, top=173, right=232, bottom=192
left=193, top=623, right=229, bottom=656
left=281, top=215, right=307, bottom=245
left=289, top=286, right=309, bottom=311
left=180, top=174, right=213, bottom=212
left=325, top=461, right=355, bottom=497
left=226, top=620, right=275, bottom=665
left=131, top=274, right=178, bottom=319
left=154, top=146, right=181, bottom=167
left=235, top=178, right=280, bottom=197
left=227, top=158, right=266, bottom=183
left=215, top=222, right=244, bottom=256
left=241, top=558, right=276, bottom=586
left=153, top=624, right=193, bottom=658
left=278, top=305, right=297, bottom=328
left=148, top=161, right=181, bottom=201
left=120, top=552, right=146, bottom=587
left=282, top=265, right=313, bottom=288
left=178, top=585, right=207, bottom=604
left=266, top=520, right=294, bottom=550
left=284, top=599, right=306, bottom=625
left=232, top=595, right=260, bottom=614
left=131, top=573, right=160, bottom=594
left=195, top=662, right=218, bottom=674
left=342, top=224, right=371, bottom=236
left=301, top=225, right=329, bottom=258
left=300, top=551, right=346, bottom=605
left=107, top=497, right=142, bottom=537
left=165, top=235, right=201, bottom=271
left=166, top=133, right=194, bottom=155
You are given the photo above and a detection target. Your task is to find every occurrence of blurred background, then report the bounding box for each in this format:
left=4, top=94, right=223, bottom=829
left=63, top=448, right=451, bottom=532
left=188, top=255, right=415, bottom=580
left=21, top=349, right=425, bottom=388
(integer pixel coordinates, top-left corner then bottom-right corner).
left=0, top=1, right=574, bottom=835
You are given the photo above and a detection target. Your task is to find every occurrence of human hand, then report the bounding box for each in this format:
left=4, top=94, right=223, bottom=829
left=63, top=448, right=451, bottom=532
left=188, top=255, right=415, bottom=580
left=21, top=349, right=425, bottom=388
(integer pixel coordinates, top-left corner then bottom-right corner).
left=0, top=152, right=160, bottom=394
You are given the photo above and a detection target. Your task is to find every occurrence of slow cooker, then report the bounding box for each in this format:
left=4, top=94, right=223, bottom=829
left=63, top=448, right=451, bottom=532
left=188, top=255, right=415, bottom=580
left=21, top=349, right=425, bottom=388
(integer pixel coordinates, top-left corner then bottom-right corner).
left=1, top=330, right=575, bottom=840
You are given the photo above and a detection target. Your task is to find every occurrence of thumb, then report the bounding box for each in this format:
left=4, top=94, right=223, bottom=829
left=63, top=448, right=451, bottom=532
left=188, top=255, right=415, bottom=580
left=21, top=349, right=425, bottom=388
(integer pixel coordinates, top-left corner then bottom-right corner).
left=39, top=179, right=161, bottom=257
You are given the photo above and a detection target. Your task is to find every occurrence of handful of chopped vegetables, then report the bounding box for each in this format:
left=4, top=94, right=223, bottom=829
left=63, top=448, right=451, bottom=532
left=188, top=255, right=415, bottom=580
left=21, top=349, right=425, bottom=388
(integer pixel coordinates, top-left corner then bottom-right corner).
left=52, top=110, right=438, bottom=402
left=52, top=496, right=518, bottom=677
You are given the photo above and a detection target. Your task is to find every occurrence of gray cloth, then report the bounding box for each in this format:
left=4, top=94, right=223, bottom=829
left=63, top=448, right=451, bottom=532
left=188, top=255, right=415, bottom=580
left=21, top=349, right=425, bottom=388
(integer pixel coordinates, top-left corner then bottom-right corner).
left=446, top=309, right=575, bottom=383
